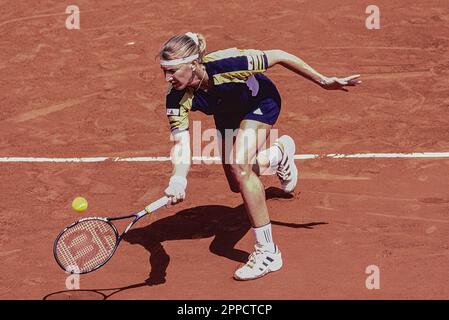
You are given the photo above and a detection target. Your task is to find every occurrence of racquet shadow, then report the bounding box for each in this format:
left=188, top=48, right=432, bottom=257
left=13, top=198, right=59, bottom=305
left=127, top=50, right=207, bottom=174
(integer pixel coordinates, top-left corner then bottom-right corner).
left=123, top=187, right=327, bottom=286
left=43, top=282, right=148, bottom=300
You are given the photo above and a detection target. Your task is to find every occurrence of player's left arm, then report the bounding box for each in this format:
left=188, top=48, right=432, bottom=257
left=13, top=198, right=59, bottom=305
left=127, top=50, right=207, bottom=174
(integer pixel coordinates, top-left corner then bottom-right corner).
left=263, top=49, right=361, bottom=91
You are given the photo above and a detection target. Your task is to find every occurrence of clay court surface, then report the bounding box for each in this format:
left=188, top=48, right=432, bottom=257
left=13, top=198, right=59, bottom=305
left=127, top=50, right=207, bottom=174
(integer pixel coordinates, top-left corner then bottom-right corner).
left=1, top=0, right=449, bottom=299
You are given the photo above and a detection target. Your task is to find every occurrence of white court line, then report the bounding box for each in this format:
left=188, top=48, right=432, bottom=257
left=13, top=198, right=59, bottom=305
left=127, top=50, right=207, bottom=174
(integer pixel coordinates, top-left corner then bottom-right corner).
left=0, top=157, right=110, bottom=163
left=313, top=152, right=449, bottom=159
left=1, top=152, right=449, bottom=163
left=365, top=212, right=449, bottom=224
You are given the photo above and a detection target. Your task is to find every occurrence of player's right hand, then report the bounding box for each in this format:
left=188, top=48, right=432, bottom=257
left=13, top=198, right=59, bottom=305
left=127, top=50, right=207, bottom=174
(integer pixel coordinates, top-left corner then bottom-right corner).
left=164, top=176, right=187, bottom=205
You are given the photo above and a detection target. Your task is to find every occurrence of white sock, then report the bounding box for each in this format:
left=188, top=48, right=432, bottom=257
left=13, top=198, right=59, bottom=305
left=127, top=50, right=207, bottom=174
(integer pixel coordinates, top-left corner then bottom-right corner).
left=253, top=223, right=276, bottom=253
left=267, top=145, right=283, bottom=167
left=257, top=145, right=283, bottom=176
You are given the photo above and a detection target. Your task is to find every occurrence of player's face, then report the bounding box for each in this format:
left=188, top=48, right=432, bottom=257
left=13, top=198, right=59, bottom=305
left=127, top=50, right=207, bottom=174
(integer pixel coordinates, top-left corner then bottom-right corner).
left=161, top=64, right=194, bottom=90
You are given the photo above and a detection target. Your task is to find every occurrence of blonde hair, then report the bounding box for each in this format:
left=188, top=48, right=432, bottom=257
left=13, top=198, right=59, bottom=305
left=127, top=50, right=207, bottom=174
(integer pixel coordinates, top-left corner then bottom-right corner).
left=158, top=32, right=207, bottom=63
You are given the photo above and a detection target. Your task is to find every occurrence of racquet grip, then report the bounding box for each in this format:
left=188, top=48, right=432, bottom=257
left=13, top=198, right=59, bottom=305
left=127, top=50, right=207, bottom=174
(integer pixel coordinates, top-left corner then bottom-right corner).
left=145, top=196, right=170, bottom=213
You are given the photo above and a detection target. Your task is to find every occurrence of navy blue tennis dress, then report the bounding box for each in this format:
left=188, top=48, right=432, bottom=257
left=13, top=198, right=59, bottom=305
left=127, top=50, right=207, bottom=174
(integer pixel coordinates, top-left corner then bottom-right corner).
left=165, top=48, right=282, bottom=135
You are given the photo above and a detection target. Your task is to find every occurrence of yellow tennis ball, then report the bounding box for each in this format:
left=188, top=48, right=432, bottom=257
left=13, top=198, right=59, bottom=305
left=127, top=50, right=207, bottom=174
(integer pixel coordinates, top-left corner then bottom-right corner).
left=72, top=196, right=88, bottom=212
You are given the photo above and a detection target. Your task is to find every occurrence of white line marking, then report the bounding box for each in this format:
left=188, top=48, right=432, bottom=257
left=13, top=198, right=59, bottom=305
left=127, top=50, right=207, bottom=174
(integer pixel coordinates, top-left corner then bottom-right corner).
left=114, top=157, right=171, bottom=162
left=0, top=157, right=109, bottom=163
left=319, top=152, right=449, bottom=159
left=1, top=152, right=449, bottom=163
left=365, top=212, right=449, bottom=224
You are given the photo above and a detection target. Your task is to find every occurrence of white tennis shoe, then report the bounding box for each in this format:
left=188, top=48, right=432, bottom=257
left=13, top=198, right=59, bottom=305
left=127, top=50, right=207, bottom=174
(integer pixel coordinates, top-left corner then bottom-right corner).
left=233, top=243, right=283, bottom=281
left=274, top=135, right=298, bottom=193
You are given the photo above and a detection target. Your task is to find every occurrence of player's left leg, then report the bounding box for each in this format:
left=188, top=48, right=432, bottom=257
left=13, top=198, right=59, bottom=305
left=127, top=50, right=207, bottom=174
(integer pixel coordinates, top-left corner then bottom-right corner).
left=229, top=119, right=283, bottom=280
left=256, top=135, right=299, bottom=193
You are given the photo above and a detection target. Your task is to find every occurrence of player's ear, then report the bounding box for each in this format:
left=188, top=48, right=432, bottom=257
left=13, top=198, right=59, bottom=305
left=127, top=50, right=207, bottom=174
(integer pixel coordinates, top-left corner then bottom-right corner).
left=191, top=61, right=200, bottom=72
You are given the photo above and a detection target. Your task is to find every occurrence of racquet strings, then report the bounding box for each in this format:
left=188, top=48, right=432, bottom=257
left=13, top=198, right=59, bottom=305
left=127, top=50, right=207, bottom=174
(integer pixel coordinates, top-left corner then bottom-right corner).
left=55, top=219, right=117, bottom=273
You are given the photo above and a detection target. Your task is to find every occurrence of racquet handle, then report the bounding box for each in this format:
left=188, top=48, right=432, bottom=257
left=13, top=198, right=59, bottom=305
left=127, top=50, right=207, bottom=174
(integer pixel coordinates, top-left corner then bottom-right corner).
left=144, top=196, right=170, bottom=214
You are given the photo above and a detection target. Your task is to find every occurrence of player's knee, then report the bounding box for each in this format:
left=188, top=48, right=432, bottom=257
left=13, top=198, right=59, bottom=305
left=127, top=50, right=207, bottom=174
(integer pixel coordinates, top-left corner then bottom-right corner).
left=230, top=163, right=251, bottom=183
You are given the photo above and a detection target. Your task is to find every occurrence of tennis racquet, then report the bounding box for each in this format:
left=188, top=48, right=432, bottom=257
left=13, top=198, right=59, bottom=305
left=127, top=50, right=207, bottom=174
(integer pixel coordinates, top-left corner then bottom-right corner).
left=53, top=196, right=169, bottom=274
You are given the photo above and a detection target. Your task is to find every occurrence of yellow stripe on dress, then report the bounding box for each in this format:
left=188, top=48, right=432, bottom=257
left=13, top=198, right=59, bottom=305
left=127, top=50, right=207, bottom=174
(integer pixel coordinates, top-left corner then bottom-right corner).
left=204, top=48, right=266, bottom=70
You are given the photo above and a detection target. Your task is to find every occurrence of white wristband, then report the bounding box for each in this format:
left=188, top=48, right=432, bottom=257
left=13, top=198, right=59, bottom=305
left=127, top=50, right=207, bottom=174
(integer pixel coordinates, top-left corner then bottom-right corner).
left=169, top=175, right=187, bottom=189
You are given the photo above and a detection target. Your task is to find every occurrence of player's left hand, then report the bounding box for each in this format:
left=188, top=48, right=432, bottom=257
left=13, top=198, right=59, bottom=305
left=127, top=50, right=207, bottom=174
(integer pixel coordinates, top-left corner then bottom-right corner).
left=319, top=74, right=361, bottom=91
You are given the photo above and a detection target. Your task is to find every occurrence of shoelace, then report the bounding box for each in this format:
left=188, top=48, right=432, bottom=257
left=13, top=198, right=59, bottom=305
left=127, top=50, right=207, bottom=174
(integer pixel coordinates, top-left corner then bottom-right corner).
left=246, top=246, right=266, bottom=268
left=276, top=155, right=291, bottom=181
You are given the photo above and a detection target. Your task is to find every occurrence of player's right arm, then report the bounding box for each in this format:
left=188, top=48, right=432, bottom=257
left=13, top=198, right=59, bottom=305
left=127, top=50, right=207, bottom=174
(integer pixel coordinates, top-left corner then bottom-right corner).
left=164, top=86, right=193, bottom=204
left=165, top=130, right=191, bottom=204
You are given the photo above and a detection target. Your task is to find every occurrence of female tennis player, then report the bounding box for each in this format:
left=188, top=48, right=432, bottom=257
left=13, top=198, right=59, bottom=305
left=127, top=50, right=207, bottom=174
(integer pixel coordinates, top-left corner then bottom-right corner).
left=159, top=32, right=361, bottom=281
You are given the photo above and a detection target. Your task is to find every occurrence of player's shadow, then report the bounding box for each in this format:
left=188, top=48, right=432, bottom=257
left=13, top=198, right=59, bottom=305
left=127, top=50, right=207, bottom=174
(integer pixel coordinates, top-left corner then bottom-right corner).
left=123, top=187, right=327, bottom=286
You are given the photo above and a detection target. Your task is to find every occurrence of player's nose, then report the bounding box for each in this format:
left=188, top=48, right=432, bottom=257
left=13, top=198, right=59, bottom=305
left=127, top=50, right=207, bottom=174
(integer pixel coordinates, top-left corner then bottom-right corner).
left=165, top=74, right=174, bottom=83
